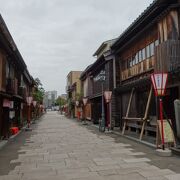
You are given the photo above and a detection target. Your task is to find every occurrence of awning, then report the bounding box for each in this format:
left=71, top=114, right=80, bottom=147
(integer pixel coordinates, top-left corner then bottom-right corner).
left=89, top=93, right=102, bottom=100
left=12, top=95, right=24, bottom=101
left=0, top=91, right=12, bottom=98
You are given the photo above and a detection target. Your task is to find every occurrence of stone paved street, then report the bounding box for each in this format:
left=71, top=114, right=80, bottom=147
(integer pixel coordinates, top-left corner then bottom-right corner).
left=0, top=111, right=180, bottom=180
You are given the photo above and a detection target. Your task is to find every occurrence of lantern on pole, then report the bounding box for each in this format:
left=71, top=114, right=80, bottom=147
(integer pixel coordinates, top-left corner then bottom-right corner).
left=26, top=97, right=33, bottom=106
left=75, top=101, right=80, bottom=120
left=75, top=101, right=79, bottom=107
left=151, top=73, right=168, bottom=150
left=26, top=96, right=33, bottom=129
left=104, top=91, right=112, bottom=130
left=151, top=73, right=168, bottom=96
left=32, top=101, right=37, bottom=121
left=32, top=101, right=37, bottom=107
left=82, top=97, right=88, bottom=125
left=104, top=91, right=112, bottom=103
left=83, top=98, right=88, bottom=106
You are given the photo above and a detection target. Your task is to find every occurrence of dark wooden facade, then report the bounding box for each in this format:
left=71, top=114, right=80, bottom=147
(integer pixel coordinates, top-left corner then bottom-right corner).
left=81, top=40, right=116, bottom=125
left=0, top=15, right=33, bottom=139
left=112, top=0, right=180, bottom=140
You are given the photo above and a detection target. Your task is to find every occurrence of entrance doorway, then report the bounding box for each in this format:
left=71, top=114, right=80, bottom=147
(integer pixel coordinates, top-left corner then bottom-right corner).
left=163, top=86, right=179, bottom=132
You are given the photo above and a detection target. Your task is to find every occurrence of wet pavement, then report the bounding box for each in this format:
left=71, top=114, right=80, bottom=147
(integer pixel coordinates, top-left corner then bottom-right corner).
left=0, top=111, right=180, bottom=180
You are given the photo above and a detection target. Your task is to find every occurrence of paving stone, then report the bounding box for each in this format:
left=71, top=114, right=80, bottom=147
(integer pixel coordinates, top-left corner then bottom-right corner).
left=139, top=169, right=175, bottom=178
left=0, top=112, right=180, bottom=180
left=93, top=157, right=118, bottom=166
left=119, top=162, right=150, bottom=168
left=139, top=165, right=160, bottom=171
left=21, top=175, right=66, bottom=180
left=147, top=176, right=168, bottom=180
left=98, top=169, right=119, bottom=176
left=130, top=152, right=146, bottom=156
left=64, top=171, right=99, bottom=179
left=22, top=169, right=57, bottom=179
left=89, top=165, right=121, bottom=172
left=72, top=175, right=105, bottom=180
left=123, top=157, right=151, bottom=163
left=0, top=174, right=22, bottom=180
left=103, top=172, right=146, bottom=180
left=165, top=174, right=180, bottom=180
left=56, top=167, right=90, bottom=174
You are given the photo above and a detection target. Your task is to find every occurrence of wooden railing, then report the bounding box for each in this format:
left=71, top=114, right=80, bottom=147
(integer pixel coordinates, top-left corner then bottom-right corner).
left=121, top=56, right=155, bottom=81
left=18, top=86, right=27, bottom=99
left=0, top=55, right=6, bottom=92
left=155, top=40, right=180, bottom=72
left=6, top=78, right=16, bottom=94
left=8, top=78, right=18, bottom=95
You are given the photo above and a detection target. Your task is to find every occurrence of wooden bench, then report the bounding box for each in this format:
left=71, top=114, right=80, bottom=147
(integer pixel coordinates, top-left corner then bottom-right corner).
left=127, top=121, right=156, bottom=136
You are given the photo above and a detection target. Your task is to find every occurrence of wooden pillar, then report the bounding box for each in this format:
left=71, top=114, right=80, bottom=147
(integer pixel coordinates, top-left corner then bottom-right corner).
left=122, top=89, right=134, bottom=135
left=0, top=97, right=3, bottom=137
left=113, top=57, right=116, bottom=89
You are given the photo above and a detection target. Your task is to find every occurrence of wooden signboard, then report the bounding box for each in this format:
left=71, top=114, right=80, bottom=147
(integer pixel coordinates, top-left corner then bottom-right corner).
left=157, top=119, right=175, bottom=144
left=3, top=99, right=10, bottom=107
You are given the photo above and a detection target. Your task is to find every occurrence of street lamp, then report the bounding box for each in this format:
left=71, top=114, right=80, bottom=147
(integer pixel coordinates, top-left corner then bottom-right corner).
left=75, top=101, right=79, bottom=106
left=104, top=91, right=112, bottom=131
left=32, top=100, right=37, bottom=122
left=40, top=104, right=43, bottom=115
left=100, top=72, right=106, bottom=132
left=32, top=100, right=37, bottom=107
left=151, top=73, right=168, bottom=150
left=26, top=96, right=33, bottom=130
left=82, top=97, right=88, bottom=125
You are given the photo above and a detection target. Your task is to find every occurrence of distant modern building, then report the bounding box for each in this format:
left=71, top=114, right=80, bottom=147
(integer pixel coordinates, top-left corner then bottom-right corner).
left=43, top=90, right=58, bottom=108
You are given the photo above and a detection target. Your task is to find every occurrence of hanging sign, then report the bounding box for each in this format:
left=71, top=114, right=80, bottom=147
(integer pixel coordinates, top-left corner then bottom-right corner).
left=26, top=97, right=33, bottom=106
left=3, top=99, right=11, bottom=107
left=104, top=91, right=112, bottom=103
left=9, top=111, right=15, bottom=119
left=157, top=120, right=174, bottom=143
left=10, top=101, right=14, bottom=109
left=83, top=98, right=88, bottom=106
left=93, top=70, right=105, bottom=82
left=151, top=73, right=168, bottom=96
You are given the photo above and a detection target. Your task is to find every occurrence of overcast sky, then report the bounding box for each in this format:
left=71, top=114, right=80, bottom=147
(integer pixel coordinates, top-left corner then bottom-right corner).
left=0, top=0, right=153, bottom=95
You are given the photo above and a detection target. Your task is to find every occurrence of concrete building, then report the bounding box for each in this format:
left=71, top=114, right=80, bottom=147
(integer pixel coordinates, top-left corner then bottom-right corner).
left=66, top=71, right=82, bottom=118
left=43, top=91, right=57, bottom=108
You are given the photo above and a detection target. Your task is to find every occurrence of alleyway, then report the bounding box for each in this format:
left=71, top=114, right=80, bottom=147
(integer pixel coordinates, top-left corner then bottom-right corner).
left=0, top=112, right=180, bottom=180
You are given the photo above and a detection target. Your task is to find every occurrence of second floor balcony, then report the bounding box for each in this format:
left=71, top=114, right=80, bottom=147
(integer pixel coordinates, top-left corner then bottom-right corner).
left=155, top=40, right=180, bottom=73
left=18, top=86, right=27, bottom=99
left=121, top=56, right=155, bottom=81
left=120, top=40, right=180, bottom=82
left=6, top=78, right=18, bottom=95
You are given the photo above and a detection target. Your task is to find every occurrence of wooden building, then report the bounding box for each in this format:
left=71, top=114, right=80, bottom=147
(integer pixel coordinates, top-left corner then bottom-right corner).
left=80, top=65, right=93, bottom=121
left=0, top=15, right=34, bottom=139
left=66, top=71, right=82, bottom=118
left=112, top=0, right=180, bottom=140
left=81, top=39, right=116, bottom=126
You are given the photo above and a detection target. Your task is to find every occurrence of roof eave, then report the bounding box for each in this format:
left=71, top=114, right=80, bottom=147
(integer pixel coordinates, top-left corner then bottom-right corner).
left=112, top=0, right=172, bottom=50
